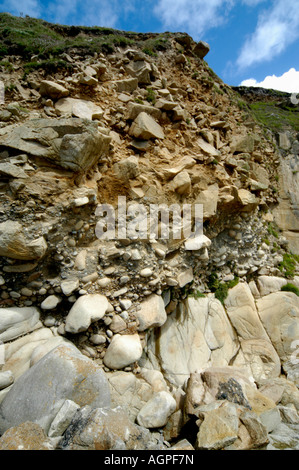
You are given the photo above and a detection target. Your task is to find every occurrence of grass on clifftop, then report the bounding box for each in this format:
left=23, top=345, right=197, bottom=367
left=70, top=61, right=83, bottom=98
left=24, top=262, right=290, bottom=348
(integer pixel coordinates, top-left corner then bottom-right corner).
left=0, top=12, right=171, bottom=61
left=249, top=101, right=299, bottom=133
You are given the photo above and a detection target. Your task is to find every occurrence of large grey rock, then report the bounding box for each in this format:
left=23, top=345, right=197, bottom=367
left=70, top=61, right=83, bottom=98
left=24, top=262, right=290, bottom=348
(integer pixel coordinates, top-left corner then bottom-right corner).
left=0, top=118, right=111, bottom=173
left=0, top=343, right=111, bottom=434
left=125, top=60, right=152, bottom=85
left=0, top=220, right=47, bottom=260
left=113, top=78, right=138, bottom=93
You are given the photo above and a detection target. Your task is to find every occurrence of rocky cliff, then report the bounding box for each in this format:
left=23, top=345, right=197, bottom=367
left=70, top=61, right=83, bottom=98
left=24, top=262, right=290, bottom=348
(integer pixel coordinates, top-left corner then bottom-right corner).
left=0, top=13, right=298, bottom=451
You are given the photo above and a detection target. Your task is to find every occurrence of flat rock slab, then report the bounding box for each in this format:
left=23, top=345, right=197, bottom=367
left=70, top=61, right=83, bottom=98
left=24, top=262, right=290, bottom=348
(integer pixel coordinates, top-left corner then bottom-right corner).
left=55, top=97, right=104, bottom=120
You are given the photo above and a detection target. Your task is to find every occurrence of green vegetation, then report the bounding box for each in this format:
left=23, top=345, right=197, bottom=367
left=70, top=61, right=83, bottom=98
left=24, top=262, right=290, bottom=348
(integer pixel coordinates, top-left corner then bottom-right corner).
left=267, top=222, right=279, bottom=239
left=145, top=87, right=156, bottom=104
left=190, top=290, right=206, bottom=299
left=278, top=253, right=299, bottom=279
left=23, top=59, right=73, bottom=78
left=0, top=13, right=171, bottom=64
left=249, top=101, right=299, bottom=133
left=208, top=273, right=239, bottom=304
left=281, top=283, right=299, bottom=297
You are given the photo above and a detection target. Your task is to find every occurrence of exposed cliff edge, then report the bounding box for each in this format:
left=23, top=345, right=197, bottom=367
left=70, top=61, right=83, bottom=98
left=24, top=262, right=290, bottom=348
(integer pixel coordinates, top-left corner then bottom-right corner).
left=0, top=13, right=298, bottom=451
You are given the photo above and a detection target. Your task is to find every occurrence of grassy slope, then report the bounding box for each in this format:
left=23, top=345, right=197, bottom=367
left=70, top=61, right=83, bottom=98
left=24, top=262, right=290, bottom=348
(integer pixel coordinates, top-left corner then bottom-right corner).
left=0, top=12, right=172, bottom=60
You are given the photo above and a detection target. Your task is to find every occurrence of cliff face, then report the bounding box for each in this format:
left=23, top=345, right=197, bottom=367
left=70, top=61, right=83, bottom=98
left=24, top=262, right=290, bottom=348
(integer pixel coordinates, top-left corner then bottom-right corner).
left=0, top=13, right=298, bottom=451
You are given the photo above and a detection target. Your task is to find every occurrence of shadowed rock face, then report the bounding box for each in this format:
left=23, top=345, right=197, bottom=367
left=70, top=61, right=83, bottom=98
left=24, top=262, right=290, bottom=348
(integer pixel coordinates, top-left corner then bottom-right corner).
left=0, top=118, right=111, bottom=172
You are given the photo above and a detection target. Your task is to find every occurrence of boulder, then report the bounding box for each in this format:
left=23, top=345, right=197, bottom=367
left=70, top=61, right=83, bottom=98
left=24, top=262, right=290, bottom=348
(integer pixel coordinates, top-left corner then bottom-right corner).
left=228, top=409, right=269, bottom=450
left=107, top=371, right=155, bottom=421
left=129, top=112, right=164, bottom=140
left=257, top=276, right=289, bottom=296
left=125, top=60, right=152, bottom=85
left=136, top=294, right=167, bottom=332
left=184, top=234, right=211, bottom=251
left=195, top=401, right=239, bottom=450
left=65, top=294, right=109, bottom=334
left=237, top=189, right=259, bottom=210
left=0, top=343, right=111, bottom=434
left=0, top=220, right=47, bottom=260
left=136, top=391, right=176, bottom=428
left=113, top=155, right=140, bottom=180
left=1, top=328, right=60, bottom=382
left=193, top=41, right=210, bottom=59
left=0, top=118, right=111, bottom=173
left=39, top=80, right=69, bottom=100
left=197, top=138, right=220, bottom=158
left=103, top=334, right=143, bottom=370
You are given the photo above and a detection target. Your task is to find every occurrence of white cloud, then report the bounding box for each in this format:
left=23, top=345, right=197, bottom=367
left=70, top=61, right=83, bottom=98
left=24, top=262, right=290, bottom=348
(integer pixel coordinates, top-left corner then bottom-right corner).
left=154, top=0, right=235, bottom=39
left=0, top=0, right=41, bottom=17
left=46, top=0, right=120, bottom=27
left=240, top=68, right=299, bottom=93
left=237, top=0, right=299, bottom=69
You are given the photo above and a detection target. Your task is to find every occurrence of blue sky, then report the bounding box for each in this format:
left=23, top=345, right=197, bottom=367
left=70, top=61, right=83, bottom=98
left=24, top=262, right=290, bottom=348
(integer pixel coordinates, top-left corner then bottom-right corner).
left=1, top=0, right=299, bottom=92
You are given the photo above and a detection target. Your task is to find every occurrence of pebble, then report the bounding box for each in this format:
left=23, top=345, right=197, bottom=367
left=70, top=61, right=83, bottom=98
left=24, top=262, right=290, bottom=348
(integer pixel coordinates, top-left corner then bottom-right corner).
left=41, top=295, right=61, bottom=310
left=131, top=249, right=142, bottom=261
left=119, top=299, right=132, bottom=310
left=90, top=334, right=106, bottom=345
left=140, top=268, right=153, bottom=278
left=97, top=277, right=111, bottom=287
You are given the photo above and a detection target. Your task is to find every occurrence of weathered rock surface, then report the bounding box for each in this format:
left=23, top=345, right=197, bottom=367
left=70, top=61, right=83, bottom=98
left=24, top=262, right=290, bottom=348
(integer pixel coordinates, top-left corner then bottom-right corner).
left=0, top=118, right=111, bottom=172
left=65, top=294, right=109, bottom=334
left=129, top=112, right=164, bottom=140
left=0, top=343, right=111, bottom=434
left=0, top=221, right=47, bottom=260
